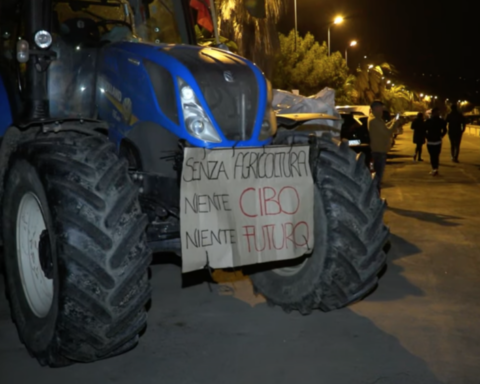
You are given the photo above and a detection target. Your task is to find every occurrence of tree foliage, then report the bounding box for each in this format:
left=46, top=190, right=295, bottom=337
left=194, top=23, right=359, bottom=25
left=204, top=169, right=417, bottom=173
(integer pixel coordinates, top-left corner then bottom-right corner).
left=354, top=62, right=395, bottom=105
left=217, top=0, right=284, bottom=79
left=354, top=61, right=429, bottom=112
left=272, top=30, right=354, bottom=102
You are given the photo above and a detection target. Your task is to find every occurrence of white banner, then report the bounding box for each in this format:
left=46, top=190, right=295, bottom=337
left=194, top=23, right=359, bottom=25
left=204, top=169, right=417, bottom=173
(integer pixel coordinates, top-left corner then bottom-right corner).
left=180, top=146, right=315, bottom=273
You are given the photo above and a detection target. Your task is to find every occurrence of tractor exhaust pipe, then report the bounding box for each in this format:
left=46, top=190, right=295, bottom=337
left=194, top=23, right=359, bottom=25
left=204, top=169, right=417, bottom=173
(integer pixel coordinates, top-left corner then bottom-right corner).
left=24, top=0, right=52, bottom=119
left=208, top=0, right=220, bottom=46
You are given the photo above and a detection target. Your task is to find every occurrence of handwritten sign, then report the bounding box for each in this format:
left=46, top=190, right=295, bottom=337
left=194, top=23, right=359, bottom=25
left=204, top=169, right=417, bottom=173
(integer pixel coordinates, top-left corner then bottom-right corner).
left=180, top=146, right=314, bottom=273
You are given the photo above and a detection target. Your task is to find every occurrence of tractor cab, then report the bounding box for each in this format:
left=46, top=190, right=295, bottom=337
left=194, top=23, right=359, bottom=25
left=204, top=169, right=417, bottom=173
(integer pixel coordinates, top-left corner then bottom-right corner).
left=1, top=0, right=208, bottom=121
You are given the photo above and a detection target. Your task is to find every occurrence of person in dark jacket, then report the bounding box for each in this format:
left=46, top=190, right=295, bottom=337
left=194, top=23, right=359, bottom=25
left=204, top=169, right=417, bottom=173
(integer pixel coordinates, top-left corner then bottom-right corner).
left=446, top=104, right=466, bottom=162
left=424, top=108, right=447, bottom=176
left=411, top=112, right=426, bottom=162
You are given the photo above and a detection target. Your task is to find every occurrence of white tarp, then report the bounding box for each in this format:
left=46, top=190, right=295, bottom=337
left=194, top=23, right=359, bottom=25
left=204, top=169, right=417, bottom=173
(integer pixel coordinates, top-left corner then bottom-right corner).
left=272, top=87, right=342, bottom=131
left=180, top=146, right=315, bottom=273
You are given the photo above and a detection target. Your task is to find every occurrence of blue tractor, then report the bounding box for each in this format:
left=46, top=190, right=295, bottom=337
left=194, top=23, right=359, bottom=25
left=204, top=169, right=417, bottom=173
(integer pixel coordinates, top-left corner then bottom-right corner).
left=0, top=0, right=389, bottom=367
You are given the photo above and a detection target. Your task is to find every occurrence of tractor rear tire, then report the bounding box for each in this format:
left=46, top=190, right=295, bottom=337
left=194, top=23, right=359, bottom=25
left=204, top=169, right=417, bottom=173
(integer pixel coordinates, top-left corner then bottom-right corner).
left=250, top=135, right=388, bottom=314
left=2, top=130, right=151, bottom=366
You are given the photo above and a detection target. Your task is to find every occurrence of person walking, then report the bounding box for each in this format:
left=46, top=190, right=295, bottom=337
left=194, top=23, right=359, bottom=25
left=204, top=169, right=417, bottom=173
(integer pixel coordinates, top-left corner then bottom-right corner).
left=424, top=107, right=447, bottom=176
left=446, top=104, right=466, bottom=162
left=411, top=112, right=426, bottom=162
left=367, top=101, right=400, bottom=193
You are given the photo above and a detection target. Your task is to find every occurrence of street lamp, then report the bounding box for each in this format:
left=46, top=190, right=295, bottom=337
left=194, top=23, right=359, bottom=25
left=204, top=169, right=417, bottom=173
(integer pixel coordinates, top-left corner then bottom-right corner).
left=345, top=40, right=357, bottom=66
left=328, top=16, right=344, bottom=56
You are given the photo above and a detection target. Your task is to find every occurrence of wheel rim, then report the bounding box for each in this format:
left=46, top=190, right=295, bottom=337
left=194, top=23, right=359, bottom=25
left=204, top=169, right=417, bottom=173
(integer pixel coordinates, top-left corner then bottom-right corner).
left=272, top=255, right=309, bottom=277
left=16, top=192, right=54, bottom=318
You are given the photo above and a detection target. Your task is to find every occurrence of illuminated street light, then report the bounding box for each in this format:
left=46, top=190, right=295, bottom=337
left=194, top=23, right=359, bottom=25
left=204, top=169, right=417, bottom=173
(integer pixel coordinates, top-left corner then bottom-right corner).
left=387, top=80, right=391, bottom=84
left=328, top=16, right=344, bottom=56
left=368, top=64, right=374, bottom=69
left=345, top=40, right=357, bottom=66
left=420, top=93, right=424, bottom=97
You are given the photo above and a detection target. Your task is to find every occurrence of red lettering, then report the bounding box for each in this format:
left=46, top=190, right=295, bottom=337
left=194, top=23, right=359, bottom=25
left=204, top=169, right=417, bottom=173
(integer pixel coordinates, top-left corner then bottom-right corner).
left=283, top=222, right=295, bottom=249
left=293, top=221, right=309, bottom=247
left=263, top=187, right=281, bottom=216
left=238, top=186, right=301, bottom=217
left=239, top=188, right=257, bottom=218
left=241, top=222, right=310, bottom=253
left=242, top=225, right=256, bottom=252
left=272, top=223, right=286, bottom=250
left=278, top=186, right=300, bottom=215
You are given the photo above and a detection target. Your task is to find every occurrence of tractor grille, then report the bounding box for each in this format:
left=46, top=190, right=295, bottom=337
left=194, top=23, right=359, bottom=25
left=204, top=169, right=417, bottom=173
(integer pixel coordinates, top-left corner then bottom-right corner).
left=162, top=46, right=259, bottom=141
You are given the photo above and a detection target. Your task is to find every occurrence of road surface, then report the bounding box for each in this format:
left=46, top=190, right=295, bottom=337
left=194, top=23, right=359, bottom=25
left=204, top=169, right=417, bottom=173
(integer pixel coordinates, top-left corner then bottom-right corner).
left=1, top=129, right=480, bottom=384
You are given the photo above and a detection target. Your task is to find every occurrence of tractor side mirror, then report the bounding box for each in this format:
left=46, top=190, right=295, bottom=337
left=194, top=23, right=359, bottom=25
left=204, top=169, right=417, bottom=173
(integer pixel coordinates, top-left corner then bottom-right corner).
left=244, top=0, right=266, bottom=18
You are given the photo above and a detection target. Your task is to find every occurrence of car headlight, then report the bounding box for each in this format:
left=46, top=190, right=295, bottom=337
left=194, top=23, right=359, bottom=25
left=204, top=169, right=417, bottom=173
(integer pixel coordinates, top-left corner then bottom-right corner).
left=177, top=77, right=221, bottom=143
left=258, top=79, right=277, bottom=141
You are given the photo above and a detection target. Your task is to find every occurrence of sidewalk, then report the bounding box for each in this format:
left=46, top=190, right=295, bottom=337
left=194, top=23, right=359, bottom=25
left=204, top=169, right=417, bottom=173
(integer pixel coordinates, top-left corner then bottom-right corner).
left=352, top=128, right=480, bottom=383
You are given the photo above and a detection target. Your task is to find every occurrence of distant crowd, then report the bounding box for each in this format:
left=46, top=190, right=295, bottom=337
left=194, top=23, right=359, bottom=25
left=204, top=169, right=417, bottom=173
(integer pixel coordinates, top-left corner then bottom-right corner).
left=367, top=101, right=466, bottom=195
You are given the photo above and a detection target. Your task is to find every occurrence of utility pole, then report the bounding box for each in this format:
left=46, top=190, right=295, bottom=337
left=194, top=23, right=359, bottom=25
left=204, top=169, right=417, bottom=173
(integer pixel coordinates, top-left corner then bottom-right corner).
left=294, top=0, right=297, bottom=50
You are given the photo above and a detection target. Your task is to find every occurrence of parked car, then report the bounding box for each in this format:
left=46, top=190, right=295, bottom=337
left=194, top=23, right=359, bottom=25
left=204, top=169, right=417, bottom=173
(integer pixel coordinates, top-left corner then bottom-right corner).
left=339, top=112, right=372, bottom=167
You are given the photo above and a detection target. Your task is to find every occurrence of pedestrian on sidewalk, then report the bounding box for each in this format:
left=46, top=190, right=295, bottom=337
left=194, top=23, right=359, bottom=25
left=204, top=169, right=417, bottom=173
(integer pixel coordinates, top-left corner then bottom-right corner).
left=446, top=104, right=466, bottom=162
left=368, top=101, right=401, bottom=193
left=424, top=107, right=447, bottom=176
left=411, top=112, right=426, bottom=162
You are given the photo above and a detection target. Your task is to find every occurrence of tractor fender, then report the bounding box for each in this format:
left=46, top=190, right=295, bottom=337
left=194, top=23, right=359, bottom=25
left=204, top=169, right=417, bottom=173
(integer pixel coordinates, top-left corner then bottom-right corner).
left=124, top=121, right=180, bottom=177
left=0, top=125, right=30, bottom=248
left=0, top=75, right=13, bottom=137
left=0, top=120, right=107, bottom=246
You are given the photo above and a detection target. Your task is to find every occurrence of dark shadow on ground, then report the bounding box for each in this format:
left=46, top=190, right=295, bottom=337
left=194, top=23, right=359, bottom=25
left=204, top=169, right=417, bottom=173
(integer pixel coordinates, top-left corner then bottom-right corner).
left=151, top=252, right=214, bottom=288
left=388, top=206, right=462, bottom=227
left=366, top=233, right=424, bottom=302
left=381, top=182, right=395, bottom=189
left=0, top=267, right=446, bottom=384
left=387, top=233, right=422, bottom=261
left=387, top=153, right=413, bottom=160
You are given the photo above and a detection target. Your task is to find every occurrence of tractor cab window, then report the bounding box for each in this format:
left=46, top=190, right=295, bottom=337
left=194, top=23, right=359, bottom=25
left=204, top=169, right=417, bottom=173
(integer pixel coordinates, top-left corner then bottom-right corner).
left=53, top=0, right=139, bottom=46
left=133, top=0, right=182, bottom=44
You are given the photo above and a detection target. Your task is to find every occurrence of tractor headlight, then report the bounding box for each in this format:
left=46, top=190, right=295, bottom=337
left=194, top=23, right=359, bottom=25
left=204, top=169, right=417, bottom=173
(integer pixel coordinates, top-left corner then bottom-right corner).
left=177, top=77, right=221, bottom=143
left=258, top=79, right=277, bottom=141
left=34, top=30, right=52, bottom=49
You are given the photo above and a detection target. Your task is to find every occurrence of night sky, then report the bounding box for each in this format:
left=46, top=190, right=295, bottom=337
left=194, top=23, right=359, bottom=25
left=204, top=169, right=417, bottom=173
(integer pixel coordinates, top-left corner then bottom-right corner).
left=278, top=0, right=480, bottom=104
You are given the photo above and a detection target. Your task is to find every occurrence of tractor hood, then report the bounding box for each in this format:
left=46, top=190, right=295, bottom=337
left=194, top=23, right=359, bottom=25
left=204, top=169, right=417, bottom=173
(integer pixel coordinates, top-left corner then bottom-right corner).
left=98, top=42, right=272, bottom=148
left=156, top=45, right=262, bottom=142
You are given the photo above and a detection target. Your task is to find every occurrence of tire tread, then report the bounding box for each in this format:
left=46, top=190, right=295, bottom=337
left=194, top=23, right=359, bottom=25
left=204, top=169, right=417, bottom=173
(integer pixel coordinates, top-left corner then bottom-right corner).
left=4, top=128, right=151, bottom=365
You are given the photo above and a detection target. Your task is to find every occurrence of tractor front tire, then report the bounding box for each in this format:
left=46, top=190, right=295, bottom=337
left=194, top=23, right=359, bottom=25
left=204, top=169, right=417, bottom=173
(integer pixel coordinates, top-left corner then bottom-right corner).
left=2, top=130, right=151, bottom=366
left=250, top=135, right=388, bottom=314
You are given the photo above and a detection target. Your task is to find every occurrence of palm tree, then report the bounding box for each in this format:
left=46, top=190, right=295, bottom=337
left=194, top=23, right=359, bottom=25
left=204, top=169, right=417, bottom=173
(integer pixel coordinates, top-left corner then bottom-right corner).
left=217, top=0, right=284, bottom=79
left=383, top=85, right=413, bottom=113
left=354, top=61, right=396, bottom=104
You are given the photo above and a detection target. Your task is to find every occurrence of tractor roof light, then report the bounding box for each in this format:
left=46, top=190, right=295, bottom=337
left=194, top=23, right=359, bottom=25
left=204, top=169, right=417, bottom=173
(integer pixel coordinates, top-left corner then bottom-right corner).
left=34, top=30, right=52, bottom=49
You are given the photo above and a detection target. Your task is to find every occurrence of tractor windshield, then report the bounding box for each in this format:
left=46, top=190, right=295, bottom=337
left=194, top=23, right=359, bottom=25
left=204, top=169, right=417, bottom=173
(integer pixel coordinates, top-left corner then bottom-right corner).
left=53, top=0, right=184, bottom=44
left=53, top=0, right=223, bottom=47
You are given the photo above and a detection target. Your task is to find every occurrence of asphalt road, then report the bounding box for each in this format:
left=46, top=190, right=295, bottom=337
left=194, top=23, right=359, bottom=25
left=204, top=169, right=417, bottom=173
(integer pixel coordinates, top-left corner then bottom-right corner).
left=1, top=128, right=480, bottom=384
